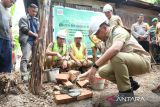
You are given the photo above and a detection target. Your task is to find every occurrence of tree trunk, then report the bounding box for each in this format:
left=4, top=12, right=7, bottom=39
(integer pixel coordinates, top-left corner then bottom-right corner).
left=29, top=0, right=51, bottom=95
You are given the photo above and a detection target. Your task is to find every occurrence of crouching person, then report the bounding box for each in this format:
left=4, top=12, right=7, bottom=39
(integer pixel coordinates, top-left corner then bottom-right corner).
left=78, top=15, right=151, bottom=105
left=45, top=30, right=70, bottom=72
left=69, top=31, right=93, bottom=73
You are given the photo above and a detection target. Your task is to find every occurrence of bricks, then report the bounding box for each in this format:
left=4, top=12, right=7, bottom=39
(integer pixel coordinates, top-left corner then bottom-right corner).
left=69, top=70, right=80, bottom=82
left=77, top=80, right=89, bottom=88
left=56, top=73, right=70, bottom=82
left=62, top=81, right=74, bottom=88
left=54, top=85, right=61, bottom=91
left=53, top=89, right=93, bottom=104
left=54, top=93, right=76, bottom=104
left=77, top=89, right=93, bottom=100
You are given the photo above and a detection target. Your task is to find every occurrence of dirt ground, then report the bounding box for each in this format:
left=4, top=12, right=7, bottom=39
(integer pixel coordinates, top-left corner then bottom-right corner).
left=0, top=65, right=160, bottom=107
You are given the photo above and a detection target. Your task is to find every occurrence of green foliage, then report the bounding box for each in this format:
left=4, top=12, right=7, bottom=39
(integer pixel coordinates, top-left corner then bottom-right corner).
left=154, top=0, right=160, bottom=4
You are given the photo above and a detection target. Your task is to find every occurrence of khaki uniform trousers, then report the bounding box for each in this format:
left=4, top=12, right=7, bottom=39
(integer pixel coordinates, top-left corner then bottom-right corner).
left=98, top=52, right=150, bottom=91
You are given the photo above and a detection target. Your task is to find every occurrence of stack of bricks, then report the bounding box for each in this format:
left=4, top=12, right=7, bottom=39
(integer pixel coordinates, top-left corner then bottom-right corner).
left=54, top=89, right=93, bottom=104
left=54, top=70, right=93, bottom=104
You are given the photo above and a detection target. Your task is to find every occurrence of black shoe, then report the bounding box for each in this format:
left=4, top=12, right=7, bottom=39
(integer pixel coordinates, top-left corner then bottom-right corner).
left=130, top=77, right=140, bottom=91
left=112, top=89, right=134, bottom=106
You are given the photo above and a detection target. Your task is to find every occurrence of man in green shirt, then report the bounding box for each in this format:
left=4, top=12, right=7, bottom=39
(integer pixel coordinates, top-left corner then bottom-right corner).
left=146, top=18, right=160, bottom=63
left=45, top=30, right=69, bottom=71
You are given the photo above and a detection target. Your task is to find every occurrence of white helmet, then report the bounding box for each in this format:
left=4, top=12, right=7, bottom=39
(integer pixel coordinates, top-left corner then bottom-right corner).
left=57, top=30, right=67, bottom=39
left=74, top=31, right=83, bottom=38
left=89, top=15, right=108, bottom=36
left=103, top=4, right=113, bottom=12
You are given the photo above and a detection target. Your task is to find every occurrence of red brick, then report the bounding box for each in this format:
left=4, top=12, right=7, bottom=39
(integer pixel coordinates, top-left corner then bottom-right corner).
left=77, top=89, right=93, bottom=100
left=62, top=81, right=74, bottom=88
left=54, top=85, right=61, bottom=91
left=77, top=80, right=89, bottom=88
left=69, top=70, right=80, bottom=82
left=54, top=93, right=76, bottom=104
left=56, top=73, right=70, bottom=82
left=53, top=91, right=61, bottom=97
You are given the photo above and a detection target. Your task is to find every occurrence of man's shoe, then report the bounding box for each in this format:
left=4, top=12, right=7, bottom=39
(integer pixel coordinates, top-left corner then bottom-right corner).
left=130, top=77, right=140, bottom=91
left=109, top=89, right=135, bottom=106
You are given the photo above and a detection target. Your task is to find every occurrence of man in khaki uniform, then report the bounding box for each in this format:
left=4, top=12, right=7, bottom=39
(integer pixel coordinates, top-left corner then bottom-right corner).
left=103, top=4, right=123, bottom=28
left=45, top=30, right=69, bottom=71
left=105, top=3, right=140, bottom=90
left=78, top=16, right=151, bottom=105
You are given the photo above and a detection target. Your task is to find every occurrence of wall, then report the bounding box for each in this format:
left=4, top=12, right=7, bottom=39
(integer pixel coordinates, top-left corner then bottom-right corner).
left=53, top=0, right=159, bottom=28
left=66, top=0, right=106, bottom=9
left=115, top=5, right=159, bottom=28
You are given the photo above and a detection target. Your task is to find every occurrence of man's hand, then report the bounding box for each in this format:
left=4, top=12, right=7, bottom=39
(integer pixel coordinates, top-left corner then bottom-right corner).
left=11, top=41, right=15, bottom=48
left=77, top=69, right=90, bottom=81
left=88, top=67, right=97, bottom=83
left=76, top=60, right=82, bottom=67
left=77, top=67, right=97, bottom=82
left=82, top=60, right=88, bottom=66
left=57, top=53, right=62, bottom=60
left=62, top=60, right=67, bottom=69
left=34, top=33, right=38, bottom=38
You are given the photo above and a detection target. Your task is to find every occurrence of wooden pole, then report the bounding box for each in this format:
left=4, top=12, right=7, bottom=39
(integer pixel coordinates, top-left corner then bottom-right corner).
left=29, top=0, right=51, bottom=95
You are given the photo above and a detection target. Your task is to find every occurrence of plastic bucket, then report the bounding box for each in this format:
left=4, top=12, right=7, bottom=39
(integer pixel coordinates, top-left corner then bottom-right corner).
left=91, top=76, right=106, bottom=90
left=48, top=68, right=59, bottom=82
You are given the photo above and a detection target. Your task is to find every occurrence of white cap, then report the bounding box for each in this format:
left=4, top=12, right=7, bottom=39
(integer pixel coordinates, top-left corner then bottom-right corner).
left=103, top=4, right=113, bottom=12
left=74, top=31, right=83, bottom=38
left=89, top=15, right=108, bottom=36
left=57, top=30, right=67, bottom=39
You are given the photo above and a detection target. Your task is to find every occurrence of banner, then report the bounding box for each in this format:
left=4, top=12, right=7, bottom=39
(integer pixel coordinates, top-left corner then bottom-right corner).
left=53, top=6, right=104, bottom=56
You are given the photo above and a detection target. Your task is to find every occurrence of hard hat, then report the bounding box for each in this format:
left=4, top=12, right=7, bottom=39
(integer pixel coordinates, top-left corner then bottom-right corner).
left=152, top=18, right=158, bottom=22
left=89, top=15, right=108, bottom=36
left=74, top=31, right=83, bottom=38
left=57, top=30, right=67, bottom=39
left=103, top=4, right=113, bottom=12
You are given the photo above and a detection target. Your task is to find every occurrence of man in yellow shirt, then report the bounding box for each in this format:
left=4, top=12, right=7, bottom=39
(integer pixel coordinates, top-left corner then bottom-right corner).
left=45, top=30, right=69, bottom=71
left=69, top=31, right=92, bottom=73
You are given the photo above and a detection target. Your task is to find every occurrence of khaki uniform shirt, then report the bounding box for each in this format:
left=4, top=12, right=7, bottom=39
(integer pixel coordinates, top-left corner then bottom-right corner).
left=156, top=22, right=160, bottom=43
left=105, top=26, right=151, bottom=62
left=109, top=15, right=124, bottom=27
